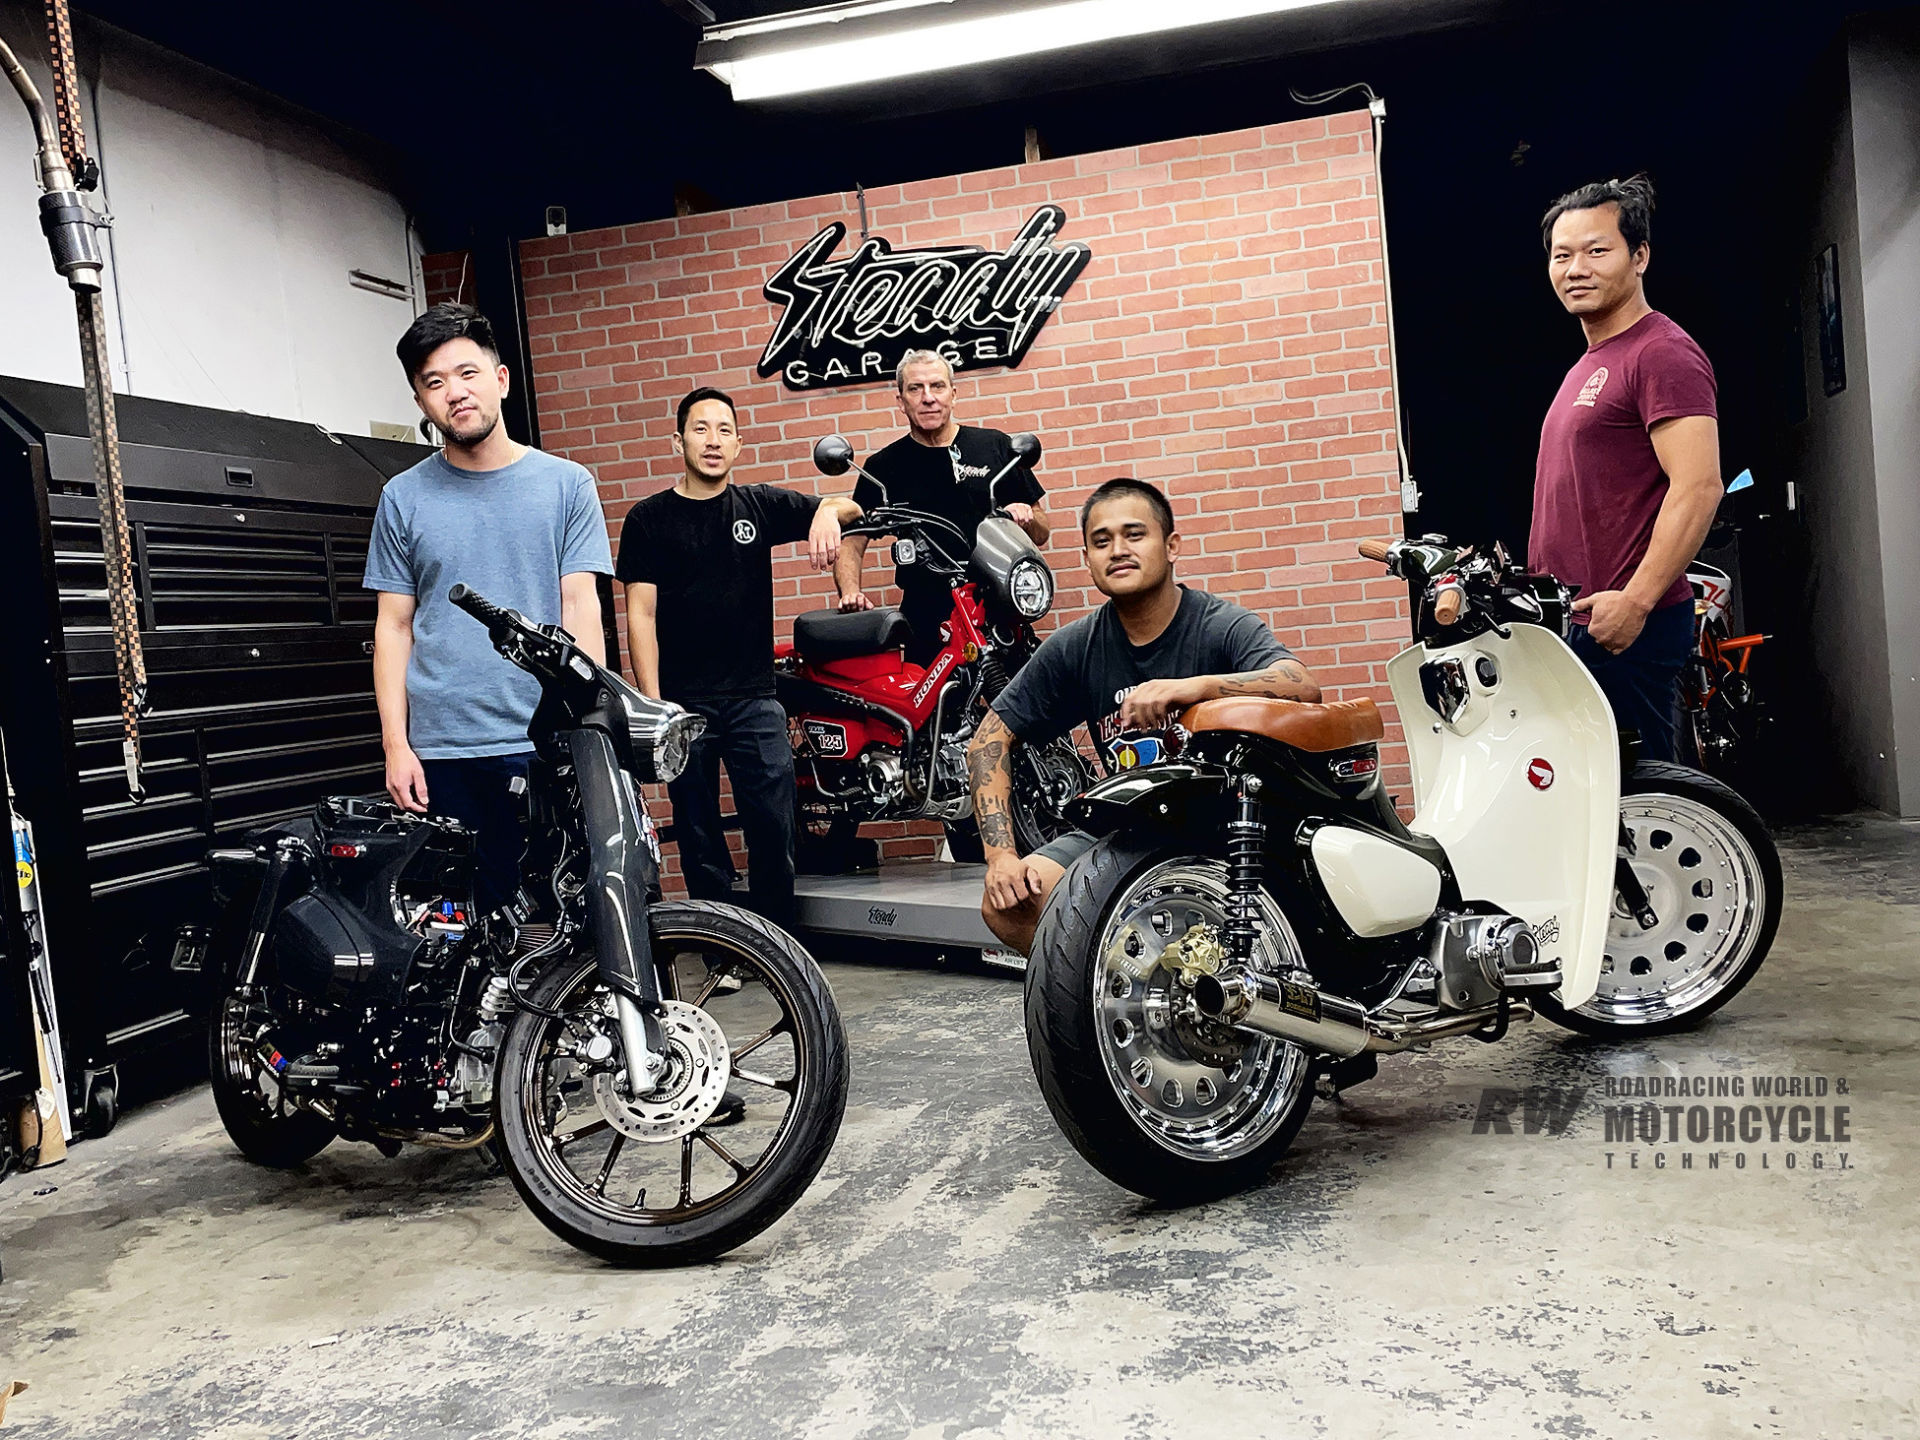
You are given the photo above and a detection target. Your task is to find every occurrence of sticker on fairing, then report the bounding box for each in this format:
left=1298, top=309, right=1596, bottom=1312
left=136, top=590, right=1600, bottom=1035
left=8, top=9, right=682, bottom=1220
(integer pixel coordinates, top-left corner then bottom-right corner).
left=803, top=720, right=849, bottom=757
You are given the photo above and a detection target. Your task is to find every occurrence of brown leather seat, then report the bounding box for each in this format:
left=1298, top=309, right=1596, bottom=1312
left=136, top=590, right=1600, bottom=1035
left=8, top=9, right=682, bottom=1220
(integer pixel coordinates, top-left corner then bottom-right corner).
left=1179, top=696, right=1384, bottom=753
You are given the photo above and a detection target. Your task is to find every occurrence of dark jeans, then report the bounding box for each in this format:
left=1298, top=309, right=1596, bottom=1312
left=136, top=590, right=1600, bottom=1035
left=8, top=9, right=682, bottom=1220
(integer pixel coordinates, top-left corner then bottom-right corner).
left=420, top=752, right=532, bottom=914
left=1569, top=600, right=1693, bottom=764
left=667, top=696, right=797, bottom=928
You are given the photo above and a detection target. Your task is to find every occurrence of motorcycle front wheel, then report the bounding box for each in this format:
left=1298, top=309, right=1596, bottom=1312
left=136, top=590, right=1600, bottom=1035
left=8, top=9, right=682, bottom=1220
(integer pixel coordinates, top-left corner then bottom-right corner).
left=1025, top=836, right=1314, bottom=1204
left=494, top=900, right=848, bottom=1266
left=1539, top=760, right=1782, bottom=1037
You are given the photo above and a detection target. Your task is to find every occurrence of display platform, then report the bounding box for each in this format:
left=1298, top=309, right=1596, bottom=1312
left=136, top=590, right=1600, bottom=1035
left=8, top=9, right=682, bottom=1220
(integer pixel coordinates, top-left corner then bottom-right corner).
left=791, top=860, right=1024, bottom=972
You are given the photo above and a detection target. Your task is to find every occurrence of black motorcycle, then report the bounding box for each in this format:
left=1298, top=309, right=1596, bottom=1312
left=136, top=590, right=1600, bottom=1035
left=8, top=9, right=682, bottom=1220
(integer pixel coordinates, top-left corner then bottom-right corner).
left=206, top=585, right=848, bottom=1265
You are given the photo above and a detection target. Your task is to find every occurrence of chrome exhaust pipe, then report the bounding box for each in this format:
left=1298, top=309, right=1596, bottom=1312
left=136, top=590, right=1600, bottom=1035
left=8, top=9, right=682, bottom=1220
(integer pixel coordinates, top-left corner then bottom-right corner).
left=1191, top=967, right=1534, bottom=1057
left=1190, top=969, right=1370, bottom=1058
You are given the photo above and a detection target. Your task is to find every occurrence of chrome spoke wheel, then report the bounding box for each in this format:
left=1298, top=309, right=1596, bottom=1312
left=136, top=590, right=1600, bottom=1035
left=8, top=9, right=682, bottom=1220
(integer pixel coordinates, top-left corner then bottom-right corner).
left=1093, top=860, right=1310, bottom=1163
left=1582, top=794, right=1765, bottom=1027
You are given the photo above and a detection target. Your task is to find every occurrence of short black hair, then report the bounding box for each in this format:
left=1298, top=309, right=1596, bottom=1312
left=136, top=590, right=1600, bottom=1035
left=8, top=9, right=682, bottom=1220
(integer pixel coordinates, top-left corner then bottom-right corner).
left=677, top=386, right=738, bottom=435
left=1080, top=478, right=1175, bottom=539
left=1542, top=173, right=1655, bottom=253
left=397, top=303, right=500, bottom=383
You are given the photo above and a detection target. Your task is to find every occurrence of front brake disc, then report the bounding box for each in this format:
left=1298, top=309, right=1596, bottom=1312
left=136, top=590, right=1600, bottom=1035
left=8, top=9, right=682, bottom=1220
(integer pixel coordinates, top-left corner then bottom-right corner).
left=589, top=1000, right=732, bottom=1143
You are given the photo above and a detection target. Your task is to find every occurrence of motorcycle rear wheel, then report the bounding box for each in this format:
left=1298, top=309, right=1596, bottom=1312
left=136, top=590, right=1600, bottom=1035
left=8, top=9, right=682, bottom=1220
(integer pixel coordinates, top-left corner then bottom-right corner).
left=494, top=900, right=848, bottom=1266
left=206, top=908, right=337, bottom=1169
left=1539, top=761, right=1782, bottom=1037
left=1025, top=836, right=1314, bottom=1204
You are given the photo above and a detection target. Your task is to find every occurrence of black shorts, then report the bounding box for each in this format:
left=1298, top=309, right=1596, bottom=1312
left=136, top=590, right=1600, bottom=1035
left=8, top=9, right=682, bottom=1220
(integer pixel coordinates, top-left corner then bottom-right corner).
left=1031, top=829, right=1097, bottom=871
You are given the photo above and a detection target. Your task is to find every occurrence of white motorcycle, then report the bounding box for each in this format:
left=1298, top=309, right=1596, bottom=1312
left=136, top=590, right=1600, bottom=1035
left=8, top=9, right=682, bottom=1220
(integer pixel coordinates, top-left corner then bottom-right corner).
left=1025, top=535, right=1782, bottom=1202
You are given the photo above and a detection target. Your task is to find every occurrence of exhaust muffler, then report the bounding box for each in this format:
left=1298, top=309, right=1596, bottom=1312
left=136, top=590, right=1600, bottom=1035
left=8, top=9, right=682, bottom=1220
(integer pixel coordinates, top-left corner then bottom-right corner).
left=1191, top=966, right=1531, bottom=1057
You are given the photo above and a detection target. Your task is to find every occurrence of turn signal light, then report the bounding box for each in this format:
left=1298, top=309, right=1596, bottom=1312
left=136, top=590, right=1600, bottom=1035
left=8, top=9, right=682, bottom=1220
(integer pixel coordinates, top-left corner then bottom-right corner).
left=327, top=843, right=365, bottom=859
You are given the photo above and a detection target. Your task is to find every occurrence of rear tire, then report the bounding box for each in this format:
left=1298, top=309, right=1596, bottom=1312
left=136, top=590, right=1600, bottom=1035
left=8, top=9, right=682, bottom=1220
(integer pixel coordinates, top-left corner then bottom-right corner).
left=206, top=905, right=336, bottom=1169
left=1025, top=836, right=1314, bottom=1204
left=1540, top=761, right=1781, bottom=1037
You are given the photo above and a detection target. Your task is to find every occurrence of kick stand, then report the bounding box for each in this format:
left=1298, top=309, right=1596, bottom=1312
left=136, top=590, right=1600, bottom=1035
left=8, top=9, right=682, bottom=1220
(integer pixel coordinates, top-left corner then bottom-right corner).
left=1316, top=1051, right=1379, bottom=1100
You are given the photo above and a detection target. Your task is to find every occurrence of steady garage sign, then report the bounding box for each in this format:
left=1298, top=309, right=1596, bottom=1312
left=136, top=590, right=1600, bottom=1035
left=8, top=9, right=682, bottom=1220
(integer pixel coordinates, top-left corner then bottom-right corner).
left=757, top=205, right=1091, bottom=391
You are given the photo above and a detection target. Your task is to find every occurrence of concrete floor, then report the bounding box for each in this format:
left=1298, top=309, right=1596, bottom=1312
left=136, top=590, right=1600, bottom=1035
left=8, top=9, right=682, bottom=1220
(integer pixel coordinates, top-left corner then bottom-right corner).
left=1, top=817, right=1916, bottom=1439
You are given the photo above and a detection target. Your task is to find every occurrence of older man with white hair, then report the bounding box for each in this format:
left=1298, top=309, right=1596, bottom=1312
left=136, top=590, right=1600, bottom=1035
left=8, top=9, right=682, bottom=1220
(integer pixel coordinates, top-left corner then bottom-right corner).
left=832, top=350, right=1050, bottom=664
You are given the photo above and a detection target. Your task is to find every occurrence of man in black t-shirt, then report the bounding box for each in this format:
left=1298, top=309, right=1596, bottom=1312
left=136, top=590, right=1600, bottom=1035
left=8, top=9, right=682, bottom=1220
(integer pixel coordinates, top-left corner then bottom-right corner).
left=968, top=479, right=1322, bottom=955
left=617, top=387, right=860, bottom=928
left=832, top=350, right=1049, bottom=665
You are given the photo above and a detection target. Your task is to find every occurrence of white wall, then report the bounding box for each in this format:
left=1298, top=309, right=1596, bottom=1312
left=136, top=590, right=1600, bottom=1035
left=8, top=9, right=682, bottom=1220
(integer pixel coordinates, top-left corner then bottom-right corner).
left=0, top=3, right=424, bottom=436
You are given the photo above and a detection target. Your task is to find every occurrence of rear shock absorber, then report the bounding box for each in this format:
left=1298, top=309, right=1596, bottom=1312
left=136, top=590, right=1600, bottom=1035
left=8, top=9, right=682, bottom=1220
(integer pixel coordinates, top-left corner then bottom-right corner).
left=1223, top=775, right=1266, bottom=962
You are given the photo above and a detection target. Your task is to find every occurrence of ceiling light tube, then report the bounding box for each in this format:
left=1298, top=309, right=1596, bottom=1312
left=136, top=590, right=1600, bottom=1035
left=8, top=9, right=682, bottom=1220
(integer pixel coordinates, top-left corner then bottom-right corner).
left=705, top=0, right=1365, bottom=101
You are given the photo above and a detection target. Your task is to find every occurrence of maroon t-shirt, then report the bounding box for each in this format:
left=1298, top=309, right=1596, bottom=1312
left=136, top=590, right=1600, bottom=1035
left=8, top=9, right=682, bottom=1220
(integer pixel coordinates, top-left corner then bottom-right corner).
left=1530, top=310, right=1716, bottom=616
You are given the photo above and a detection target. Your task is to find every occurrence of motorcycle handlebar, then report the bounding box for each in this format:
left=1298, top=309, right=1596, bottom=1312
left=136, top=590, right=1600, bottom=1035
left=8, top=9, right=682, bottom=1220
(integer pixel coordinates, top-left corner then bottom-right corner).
left=1433, top=586, right=1464, bottom=626
left=448, top=583, right=512, bottom=630
left=1357, top=538, right=1393, bottom=563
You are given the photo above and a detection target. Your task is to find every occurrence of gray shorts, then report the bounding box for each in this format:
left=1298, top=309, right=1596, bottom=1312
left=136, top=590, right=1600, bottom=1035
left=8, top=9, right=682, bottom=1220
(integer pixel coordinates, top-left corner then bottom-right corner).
left=1031, top=829, right=1097, bottom=871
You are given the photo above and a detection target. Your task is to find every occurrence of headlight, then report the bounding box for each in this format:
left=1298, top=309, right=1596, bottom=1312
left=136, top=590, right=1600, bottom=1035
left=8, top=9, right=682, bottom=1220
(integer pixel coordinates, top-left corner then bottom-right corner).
left=1008, top=558, right=1053, bottom=619
left=631, top=708, right=706, bottom=784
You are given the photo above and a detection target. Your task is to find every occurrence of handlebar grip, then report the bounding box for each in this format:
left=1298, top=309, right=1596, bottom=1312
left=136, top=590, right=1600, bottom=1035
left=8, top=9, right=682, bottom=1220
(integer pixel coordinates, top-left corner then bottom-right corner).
left=1433, top=586, right=1464, bottom=626
left=448, top=583, right=508, bottom=628
left=1357, top=538, right=1393, bottom=563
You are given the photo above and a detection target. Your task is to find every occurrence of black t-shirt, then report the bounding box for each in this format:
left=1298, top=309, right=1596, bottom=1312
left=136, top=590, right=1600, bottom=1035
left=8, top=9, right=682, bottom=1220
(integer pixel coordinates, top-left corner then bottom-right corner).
left=993, top=587, right=1295, bottom=775
left=615, top=483, right=818, bottom=701
left=852, top=425, right=1044, bottom=631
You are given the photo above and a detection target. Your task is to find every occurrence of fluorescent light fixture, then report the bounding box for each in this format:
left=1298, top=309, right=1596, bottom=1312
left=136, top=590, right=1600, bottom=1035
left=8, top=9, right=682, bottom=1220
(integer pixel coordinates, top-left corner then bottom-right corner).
left=704, top=0, right=1359, bottom=101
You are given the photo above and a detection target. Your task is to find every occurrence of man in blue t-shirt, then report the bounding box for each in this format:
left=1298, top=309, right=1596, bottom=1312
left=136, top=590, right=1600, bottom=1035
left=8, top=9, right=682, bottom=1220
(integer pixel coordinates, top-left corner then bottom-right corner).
left=968, top=479, right=1321, bottom=955
left=363, top=303, right=613, bottom=911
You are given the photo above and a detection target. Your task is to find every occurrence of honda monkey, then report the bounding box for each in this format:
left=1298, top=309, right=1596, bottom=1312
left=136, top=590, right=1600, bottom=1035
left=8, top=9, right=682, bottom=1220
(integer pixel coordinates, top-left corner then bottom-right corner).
left=1025, top=536, right=1781, bottom=1202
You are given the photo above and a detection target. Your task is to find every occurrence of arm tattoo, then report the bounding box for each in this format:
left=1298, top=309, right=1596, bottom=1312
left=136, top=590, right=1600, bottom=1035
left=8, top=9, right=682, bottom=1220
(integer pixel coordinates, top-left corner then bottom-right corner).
left=978, top=804, right=1016, bottom=850
left=968, top=710, right=1020, bottom=851
left=966, top=737, right=1006, bottom=794
left=1213, top=659, right=1319, bottom=700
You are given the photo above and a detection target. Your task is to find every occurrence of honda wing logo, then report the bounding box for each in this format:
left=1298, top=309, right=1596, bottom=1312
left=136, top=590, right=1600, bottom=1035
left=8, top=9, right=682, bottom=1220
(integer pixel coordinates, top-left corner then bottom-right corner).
left=757, top=206, right=1091, bottom=391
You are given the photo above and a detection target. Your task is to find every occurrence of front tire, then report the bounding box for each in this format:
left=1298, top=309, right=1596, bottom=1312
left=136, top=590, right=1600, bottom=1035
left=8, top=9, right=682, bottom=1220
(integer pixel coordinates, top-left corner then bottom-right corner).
left=494, top=901, right=848, bottom=1266
left=1540, top=761, right=1782, bottom=1037
left=1025, top=836, right=1314, bottom=1204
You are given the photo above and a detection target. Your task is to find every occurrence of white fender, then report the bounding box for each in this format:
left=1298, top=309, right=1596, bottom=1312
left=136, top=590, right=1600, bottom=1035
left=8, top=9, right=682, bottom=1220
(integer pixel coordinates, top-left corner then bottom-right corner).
left=1310, top=826, right=1441, bottom=938
left=1386, top=624, right=1620, bottom=1008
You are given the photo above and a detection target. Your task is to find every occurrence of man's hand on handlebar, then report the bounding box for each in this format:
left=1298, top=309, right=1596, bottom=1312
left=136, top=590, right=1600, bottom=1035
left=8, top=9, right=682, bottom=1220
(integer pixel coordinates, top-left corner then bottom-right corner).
left=385, top=743, right=430, bottom=814
left=1003, top=502, right=1034, bottom=529
left=837, top=590, right=873, bottom=612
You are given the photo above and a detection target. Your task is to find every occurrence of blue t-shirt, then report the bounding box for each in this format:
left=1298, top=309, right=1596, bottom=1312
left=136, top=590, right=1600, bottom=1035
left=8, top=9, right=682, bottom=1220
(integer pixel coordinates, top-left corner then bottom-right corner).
left=363, top=448, right=613, bottom=758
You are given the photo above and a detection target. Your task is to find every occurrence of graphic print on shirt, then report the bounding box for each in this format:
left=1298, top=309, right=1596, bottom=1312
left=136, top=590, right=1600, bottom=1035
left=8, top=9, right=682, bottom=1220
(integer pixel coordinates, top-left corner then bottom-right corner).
left=1573, top=366, right=1610, bottom=408
left=950, top=446, right=992, bottom=484
left=1095, top=684, right=1171, bottom=771
left=732, top=519, right=757, bottom=544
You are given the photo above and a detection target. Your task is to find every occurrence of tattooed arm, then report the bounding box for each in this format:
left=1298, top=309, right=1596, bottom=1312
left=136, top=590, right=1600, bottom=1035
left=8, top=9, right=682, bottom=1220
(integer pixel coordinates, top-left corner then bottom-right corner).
left=1116, top=656, right=1321, bottom=731
left=969, top=707, right=1050, bottom=912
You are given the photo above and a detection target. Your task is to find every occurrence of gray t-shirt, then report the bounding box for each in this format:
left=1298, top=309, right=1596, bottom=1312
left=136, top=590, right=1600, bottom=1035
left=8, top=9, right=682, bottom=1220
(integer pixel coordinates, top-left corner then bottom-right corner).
left=993, top=586, right=1293, bottom=775
left=363, top=448, right=613, bottom=759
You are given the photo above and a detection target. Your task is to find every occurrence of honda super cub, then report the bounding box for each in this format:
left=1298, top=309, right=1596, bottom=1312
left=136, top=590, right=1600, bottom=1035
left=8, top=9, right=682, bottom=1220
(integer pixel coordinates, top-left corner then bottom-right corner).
left=1025, top=536, right=1780, bottom=1203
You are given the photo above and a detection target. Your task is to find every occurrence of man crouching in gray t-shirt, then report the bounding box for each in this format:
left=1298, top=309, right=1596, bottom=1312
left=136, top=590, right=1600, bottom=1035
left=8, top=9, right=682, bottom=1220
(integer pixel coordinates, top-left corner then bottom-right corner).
left=363, top=303, right=613, bottom=911
left=968, top=479, right=1320, bottom=955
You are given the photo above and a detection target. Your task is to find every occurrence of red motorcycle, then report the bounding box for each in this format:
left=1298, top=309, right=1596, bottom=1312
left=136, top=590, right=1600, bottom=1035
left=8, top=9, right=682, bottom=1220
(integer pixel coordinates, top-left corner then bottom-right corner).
left=778, top=433, right=1091, bottom=869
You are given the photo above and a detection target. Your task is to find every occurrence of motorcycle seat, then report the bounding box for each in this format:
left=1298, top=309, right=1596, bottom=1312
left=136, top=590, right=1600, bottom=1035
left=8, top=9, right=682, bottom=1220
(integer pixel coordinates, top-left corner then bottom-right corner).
left=793, top=606, right=915, bottom=663
left=1181, top=696, right=1385, bottom=753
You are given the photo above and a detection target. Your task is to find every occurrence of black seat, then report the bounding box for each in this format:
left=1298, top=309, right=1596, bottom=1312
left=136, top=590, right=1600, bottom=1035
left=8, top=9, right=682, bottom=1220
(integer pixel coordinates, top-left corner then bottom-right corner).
left=793, top=606, right=915, bottom=663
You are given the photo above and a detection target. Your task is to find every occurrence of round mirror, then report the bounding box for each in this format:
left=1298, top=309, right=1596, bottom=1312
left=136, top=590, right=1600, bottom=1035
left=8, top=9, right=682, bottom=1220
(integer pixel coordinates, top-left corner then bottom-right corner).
left=813, top=434, right=855, bottom=476
left=1009, top=432, right=1042, bottom=467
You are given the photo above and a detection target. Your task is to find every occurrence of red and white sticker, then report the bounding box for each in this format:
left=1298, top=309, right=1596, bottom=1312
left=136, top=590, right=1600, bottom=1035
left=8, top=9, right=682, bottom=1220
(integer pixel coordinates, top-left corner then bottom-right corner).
left=1527, top=757, right=1556, bottom=791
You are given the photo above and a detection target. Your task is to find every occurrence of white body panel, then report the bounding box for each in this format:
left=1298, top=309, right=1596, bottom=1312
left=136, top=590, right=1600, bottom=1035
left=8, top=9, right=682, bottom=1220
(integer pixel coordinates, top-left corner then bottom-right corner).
left=1310, top=826, right=1442, bottom=938
left=1386, top=625, right=1620, bottom=1008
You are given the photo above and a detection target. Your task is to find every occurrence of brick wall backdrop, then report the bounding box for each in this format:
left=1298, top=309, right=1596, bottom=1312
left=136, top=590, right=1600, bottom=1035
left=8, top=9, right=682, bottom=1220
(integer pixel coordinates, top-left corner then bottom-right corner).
left=519, top=111, right=1412, bottom=880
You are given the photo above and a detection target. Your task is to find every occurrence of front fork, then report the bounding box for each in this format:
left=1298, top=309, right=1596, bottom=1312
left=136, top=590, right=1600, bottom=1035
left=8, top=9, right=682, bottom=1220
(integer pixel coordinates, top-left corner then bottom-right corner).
left=567, top=729, right=670, bottom=1087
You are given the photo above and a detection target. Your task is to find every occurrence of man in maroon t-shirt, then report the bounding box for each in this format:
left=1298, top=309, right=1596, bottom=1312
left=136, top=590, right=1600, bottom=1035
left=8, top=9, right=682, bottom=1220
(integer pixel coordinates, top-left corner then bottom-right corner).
left=1530, top=174, right=1724, bottom=763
